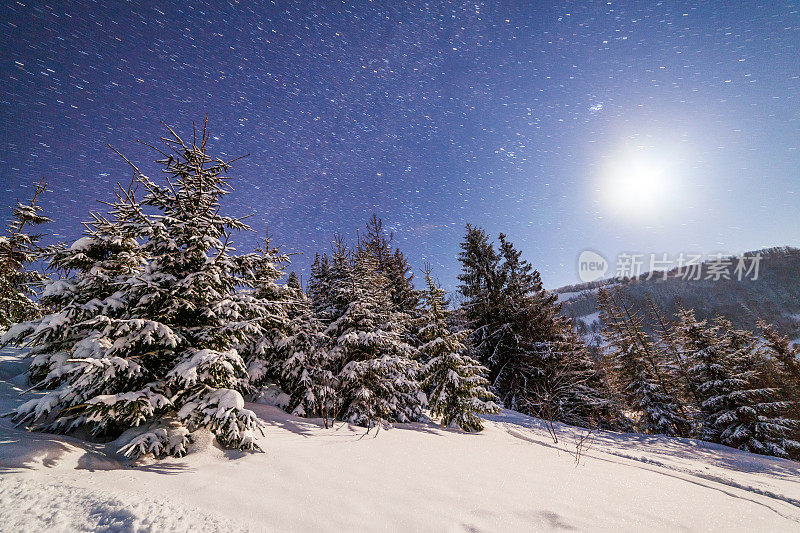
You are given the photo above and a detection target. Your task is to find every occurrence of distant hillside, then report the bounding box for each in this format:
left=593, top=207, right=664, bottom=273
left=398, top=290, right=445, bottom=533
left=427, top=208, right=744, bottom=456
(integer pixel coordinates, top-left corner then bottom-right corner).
left=556, top=247, right=800, bottom=342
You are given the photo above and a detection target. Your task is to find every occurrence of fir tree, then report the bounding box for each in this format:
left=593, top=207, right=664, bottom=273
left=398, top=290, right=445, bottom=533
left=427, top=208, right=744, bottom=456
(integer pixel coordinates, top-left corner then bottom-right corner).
left=286, top=271, right=301, bottom=291
left=598, top=289, right=687, bottom=436
left=236, top=235, right=293, bottom=388
left=758, top=320, right=800, bottom=391
left=647, top=297, right=703, bottom=423
left=673, top=307, right=720, bottom=407
left=456, top=224, right=502, bottom=369
left=7, top=123, right=266, bottom=458
left=712, top=318, right=799, bottom=457
left=361, top=214, right=419, bottom=315
left=277, top=290, right=335, bottom=424
left=261, top=245, right=335, bottom=422
left=522, top=300, right=621, bottom=430
left=321, top=236, right=352, bottom=326
left=677, top=310, right=799, bottom=457
left=3, top=180, right=144, bottom=389
left=457, top=226, right=618, bottom=429
left=307, top=252, right=332, bottom=321
left=419, top=266, right=497, bottom=431
left=0, top=179, right=51, bottom=335
left=327, top=244, right=424, bottom=427
left=757, top=320, right=800, bottom=457
left=626, top=366, right=686, bottom=436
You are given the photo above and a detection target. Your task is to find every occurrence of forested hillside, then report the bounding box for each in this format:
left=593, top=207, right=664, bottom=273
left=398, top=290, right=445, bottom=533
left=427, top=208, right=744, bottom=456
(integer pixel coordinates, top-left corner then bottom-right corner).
left=558, top=247, right=800, bottom=341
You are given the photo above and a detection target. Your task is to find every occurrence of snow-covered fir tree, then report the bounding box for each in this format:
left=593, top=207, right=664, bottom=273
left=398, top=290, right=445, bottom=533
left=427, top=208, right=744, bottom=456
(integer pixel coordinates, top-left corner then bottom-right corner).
left=3, top=181, right=144, bottom=389
left=525, top=305, right=623, bottom=431
left=235, top=235, right=293, bottom=388
left=418, top=266, right=497, bottom=431
left=713, top=317, right=799, bottom=458
left=361, top=214, right=419, bottom=316
left=276, top=289, right=335, bottom=424
left=456, top=224, right=502, bottom=369
left=598, top=289, right=687, bottom=436
left=318, top=236, right=353, bottom=327
left=674, top=307, right=732, bottom=436
left=677, top=310, right=799, bottom=457
left=259, top=245, right=335, bottom=421
left=758, top=320, right=800, bottom=395
left=647, top=297, right=703, bottom=422
left=286, top=270, right=301, bottom=291
left=757, top=320, right=800, bottom=456
left=6, top=124, right=268, bottom=458
left=307, top=252, right=332, bottom=321
left=325, top=242, right=425, bottom=427
left=0, top=179, right=51, bottom=335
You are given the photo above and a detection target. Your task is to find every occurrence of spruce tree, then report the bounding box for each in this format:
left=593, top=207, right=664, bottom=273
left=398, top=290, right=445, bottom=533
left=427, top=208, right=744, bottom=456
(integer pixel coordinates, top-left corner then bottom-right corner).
left=757, top=320, right=800, bottom=457
left=286, top=271, right=301, bottom=291
left=626, top=366, right=687, bottom=436
left=361, top=214, right=419, bottom=315
left=327, top=244, right=424, bottom=427
left=307, top=252, right=333, bottom=320
left=457, top=226, right=618, bottom=429
left=236, top=236, right=293, bottom=387
left=758, top=320, right=800, bottom=390
left=712, top=318, right=798, bottom=457
left=677, top=310, right=799, bottom=457
left=3, top=181, right=143, bottom=389
left=275, top=283, right=335, bottom=423
left=0, top=179, right=51, bottom=335
left=321, top=236, right=352, bottom=326
left=524, top=298, right=621, bottom=430
left=262, top=246, right=335, bottom=422
left=647, top=297, right=702, bottom=423
left=598, top=289, right=687, bottom=436
left=419, top=266, right=497, bottom=431
left=457, top=224, right=502, bottom=369
left=7, top=124, right=267, bottom=458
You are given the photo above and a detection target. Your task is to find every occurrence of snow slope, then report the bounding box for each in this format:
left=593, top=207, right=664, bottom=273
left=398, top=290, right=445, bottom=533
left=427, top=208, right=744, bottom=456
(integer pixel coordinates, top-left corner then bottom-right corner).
left=2, top=350, right=800, bottom=532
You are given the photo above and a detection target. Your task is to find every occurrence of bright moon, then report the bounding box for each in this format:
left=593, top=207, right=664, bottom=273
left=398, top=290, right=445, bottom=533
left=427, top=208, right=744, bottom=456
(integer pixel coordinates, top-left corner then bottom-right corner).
left=601, top=149, right=671, bottom=218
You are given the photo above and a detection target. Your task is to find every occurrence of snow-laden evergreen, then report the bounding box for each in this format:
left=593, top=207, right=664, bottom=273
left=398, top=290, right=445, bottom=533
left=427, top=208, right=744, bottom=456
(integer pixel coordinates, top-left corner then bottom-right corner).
left=626, top=365, right=688, bottom=436
left=307, top=252, right=333, bottom=322
left=457, top=226, right=619, bottom=430
left=419, top=267, right=497, bottom=431
left=286, top=270, right=301, bottom=290
left=676, top=310, right=799, bottom=458
left=759, top=320, right=800, bottom=397
left=235, top=236, right=293, bottom=387
left=316, top=237, right=351, bottom=327
left=5, top=125, right=269, bottom=457
left=360, top=215, right=420, bottom=316
left=3, top=182, right=144, bottom=390
left=647, top=298, right=702, bottom=425
left=711, top=318, right=799, bottom=458
left=325, top=244, right=424, bottom=427
left=0, top=179, right=51, bottom=336
left=597, top=289, right=687, bottom=436
left=276, top=285, right=335, bottom=422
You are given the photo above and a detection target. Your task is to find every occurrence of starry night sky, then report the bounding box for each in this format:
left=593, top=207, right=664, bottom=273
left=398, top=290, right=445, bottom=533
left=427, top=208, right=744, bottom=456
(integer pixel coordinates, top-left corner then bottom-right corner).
left=2, top=1, right=799, bottom=289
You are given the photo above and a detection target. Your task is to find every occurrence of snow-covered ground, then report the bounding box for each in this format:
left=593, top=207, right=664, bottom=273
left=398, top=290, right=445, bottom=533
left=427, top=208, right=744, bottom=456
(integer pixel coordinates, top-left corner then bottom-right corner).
left=575, top=310, right=602, bottom=329
left=2, top=350, right=800, bottom=532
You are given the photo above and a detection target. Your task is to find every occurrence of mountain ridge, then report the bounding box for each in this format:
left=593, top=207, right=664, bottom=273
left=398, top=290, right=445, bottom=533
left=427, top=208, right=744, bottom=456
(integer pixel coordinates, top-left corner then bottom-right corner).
left=555, top=246, right=800, bottom=340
